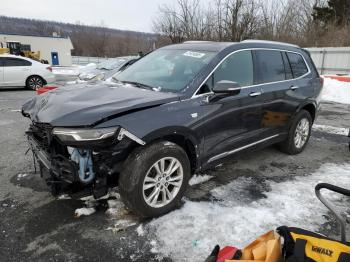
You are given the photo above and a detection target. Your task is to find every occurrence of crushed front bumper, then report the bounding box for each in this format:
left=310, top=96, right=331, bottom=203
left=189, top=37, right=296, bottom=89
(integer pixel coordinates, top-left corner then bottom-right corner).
left=25, top=124, right=141, bottom=198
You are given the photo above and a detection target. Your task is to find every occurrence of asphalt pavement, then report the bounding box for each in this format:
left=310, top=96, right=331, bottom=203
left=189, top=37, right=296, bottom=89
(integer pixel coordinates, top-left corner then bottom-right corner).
left=0, top=88, right=349, bottom=262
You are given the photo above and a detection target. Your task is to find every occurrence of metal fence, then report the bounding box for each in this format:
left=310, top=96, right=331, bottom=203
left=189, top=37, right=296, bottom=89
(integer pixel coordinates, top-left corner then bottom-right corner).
left=306, top=47, right=350, bottom=75
left=72, top=56, right=110, bottom=66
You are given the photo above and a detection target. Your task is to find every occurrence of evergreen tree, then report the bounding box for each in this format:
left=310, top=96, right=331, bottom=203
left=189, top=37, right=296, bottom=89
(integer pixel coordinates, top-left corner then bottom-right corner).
left=312, top=0, right=350, bottom=26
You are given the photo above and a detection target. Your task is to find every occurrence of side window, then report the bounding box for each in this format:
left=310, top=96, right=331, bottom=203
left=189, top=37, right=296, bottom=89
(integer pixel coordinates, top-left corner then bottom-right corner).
left=282, top=52, right=293, bottom=80
left=255, top=50, right=285, bottom=83
left=286, top=52, right=308, bottom=78
left=197, top=50, right=253, bottom=95
left=0, top=57, right=5, bottom=66
left=214, top=50, right=253, bottom=87
left=5, top=58, right=32, bottom=67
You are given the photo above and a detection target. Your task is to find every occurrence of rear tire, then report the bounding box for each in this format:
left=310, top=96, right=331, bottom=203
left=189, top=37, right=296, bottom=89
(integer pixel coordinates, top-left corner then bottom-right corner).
left=26, top=75, right=44, bottom=90
left=279, top=110, right=312, bottom=155
left=119, top=141, right=191, bottom=218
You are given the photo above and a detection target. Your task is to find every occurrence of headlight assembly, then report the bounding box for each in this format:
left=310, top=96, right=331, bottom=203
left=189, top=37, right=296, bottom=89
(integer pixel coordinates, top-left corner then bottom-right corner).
left=53, top=127, right=117, bottom=142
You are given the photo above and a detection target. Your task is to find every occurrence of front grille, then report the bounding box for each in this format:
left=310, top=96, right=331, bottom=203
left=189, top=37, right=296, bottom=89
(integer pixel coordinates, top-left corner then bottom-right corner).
left=28, top=122, right=53, bottom=151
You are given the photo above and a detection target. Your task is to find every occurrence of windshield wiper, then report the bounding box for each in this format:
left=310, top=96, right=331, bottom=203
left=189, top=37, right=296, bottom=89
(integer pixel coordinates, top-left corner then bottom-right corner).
left=120, top=80, right=154, bottom=90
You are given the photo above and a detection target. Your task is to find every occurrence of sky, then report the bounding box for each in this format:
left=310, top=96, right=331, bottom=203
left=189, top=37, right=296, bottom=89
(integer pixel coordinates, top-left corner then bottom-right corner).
left=0, top=0, right=173, bottom=33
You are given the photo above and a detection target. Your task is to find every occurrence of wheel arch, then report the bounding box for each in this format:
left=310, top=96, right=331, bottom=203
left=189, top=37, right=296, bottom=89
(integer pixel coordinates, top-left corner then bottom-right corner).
left=300, top=102, right=317, bottom=123
left=142, top=127, right=201, bottom=174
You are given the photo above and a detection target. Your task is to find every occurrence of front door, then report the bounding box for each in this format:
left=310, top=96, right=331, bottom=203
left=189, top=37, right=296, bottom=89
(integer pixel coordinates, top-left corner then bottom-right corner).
left=51, top=52, right=59, bottom=65
left=197, top=50, right=265, bottom=165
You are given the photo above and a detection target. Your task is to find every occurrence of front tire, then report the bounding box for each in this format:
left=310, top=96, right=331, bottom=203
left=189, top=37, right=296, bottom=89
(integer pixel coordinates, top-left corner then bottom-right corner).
left=119, top=141, right=191, bottom=218
left=26, top=75, right=44, bottom=90
left=279, top=110, right=312, bottom=155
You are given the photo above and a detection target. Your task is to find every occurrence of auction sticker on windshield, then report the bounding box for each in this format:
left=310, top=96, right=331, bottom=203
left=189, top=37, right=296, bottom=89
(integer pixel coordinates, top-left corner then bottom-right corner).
left=183, top=51, right=206, bottom=58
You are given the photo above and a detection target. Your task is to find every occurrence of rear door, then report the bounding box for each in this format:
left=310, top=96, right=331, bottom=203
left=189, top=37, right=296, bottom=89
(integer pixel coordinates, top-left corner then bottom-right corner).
left=285, top=51, right=312, bottom=102
left=0, top=57, right=4, bottom=86
left=253, top=49, right=297, bottom=136
left=3, top=57, right=32, bottom=86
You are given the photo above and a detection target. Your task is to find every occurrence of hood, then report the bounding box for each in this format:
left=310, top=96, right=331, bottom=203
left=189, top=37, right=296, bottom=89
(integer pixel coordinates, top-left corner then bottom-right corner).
left=22, top=82, right=179, bottom=127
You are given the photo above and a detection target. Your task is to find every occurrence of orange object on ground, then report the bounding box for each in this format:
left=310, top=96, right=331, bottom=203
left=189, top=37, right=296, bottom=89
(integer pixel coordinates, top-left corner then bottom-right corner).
left=323, top=75, right=350, bottom=83
left=225, top=230, right=282, bottom=262
left=36, top=86, right=58, bottom=95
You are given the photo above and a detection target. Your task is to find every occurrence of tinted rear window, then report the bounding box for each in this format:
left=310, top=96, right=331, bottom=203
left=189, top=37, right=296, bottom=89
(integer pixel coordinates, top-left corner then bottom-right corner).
left=286, top=52, right=308, bottom=78
left=5, top=58, right=32, bottom=67
left=255, top=50, right=285, bottom=84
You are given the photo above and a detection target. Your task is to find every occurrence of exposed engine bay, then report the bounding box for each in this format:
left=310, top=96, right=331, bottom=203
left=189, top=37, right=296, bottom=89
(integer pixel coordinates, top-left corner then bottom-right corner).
left=26, top=122, right=143, bottom=198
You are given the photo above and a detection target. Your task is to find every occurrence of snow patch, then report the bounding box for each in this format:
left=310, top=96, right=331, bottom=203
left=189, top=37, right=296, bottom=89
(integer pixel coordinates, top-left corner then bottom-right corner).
left=106, top=219, right=137, bottom=233
left=322, top=77, right=350, bottom=104
left=17, top=173, right=28, bottom=179
left=313, top=124, right=349, bottom=136
left=148, top=163, right=350, bottom=262
left=105, top=199, right=128, bottom=219
left=189, top=174, right=214, bottom=186
left=136, top=224, right=145, bottom=236
left=74, top=207, right=96, bottom=218
left=57, top=194, right=71, bottom=200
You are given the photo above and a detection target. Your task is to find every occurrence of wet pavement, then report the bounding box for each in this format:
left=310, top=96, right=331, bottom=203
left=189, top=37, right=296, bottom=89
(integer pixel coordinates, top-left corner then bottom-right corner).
left=0, top=89, right=349, bottom=261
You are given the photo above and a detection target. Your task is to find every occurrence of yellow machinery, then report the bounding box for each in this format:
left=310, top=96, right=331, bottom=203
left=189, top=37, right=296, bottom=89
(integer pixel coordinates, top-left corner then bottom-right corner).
left=0, top=47, right=9, bottom=54
left=22, top=50, right=41, bottom=61
left=0, top=42, right=9, bottom=54
left=0, top=41, right=41, bottom=62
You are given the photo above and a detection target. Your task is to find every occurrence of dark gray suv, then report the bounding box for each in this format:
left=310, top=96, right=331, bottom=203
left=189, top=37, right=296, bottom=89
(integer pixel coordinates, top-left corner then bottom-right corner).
left=22, top=40, right=323, bottom=218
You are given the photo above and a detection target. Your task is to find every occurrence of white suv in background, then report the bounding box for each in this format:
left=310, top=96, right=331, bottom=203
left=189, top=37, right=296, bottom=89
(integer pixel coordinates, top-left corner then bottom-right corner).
left=0, top=54, right=55, bottom=90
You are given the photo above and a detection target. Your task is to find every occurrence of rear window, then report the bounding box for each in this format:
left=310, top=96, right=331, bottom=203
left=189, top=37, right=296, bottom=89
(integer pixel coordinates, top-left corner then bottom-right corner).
left=5, top=58, right=32, bottom=67
left=255, top=50, right=285, bottom=84
left=286, top=52, right=309, bottom=78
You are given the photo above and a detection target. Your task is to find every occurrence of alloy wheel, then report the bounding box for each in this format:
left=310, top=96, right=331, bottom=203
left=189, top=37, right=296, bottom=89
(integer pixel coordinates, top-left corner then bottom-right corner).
left=294, top=118, right=310, bottom=149
left=142, top=157, right=184, bottom=208
left=28, top=77, right=43, bottom=90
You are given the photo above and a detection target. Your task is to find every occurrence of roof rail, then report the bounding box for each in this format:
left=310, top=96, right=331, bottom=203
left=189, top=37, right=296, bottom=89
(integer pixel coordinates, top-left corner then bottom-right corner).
left=241, top=39, right=299, bottom=48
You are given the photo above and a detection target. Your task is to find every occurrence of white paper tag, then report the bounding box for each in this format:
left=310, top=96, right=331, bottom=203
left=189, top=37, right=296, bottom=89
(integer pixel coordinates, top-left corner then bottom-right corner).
left=183, top=51, right=206, bottom=58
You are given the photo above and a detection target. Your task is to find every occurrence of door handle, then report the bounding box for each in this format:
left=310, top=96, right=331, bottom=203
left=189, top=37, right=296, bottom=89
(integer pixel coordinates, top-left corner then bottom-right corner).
left=249, top=91, right=261, bottom=97
left=290, top=85, right=299, bottom=90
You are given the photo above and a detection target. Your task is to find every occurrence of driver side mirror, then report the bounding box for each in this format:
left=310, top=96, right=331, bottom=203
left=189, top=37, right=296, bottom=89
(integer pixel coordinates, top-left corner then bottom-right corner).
left=212, top=80, right=241, bottom=95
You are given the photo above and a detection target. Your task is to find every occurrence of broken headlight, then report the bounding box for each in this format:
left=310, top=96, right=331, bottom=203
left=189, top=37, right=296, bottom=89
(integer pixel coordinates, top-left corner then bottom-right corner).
left=53, top=127, right=117, bottom=142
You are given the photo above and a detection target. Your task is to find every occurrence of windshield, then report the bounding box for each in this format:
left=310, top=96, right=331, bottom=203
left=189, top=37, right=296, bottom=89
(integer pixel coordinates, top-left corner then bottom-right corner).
left=113, top=49, right=216, bottom=92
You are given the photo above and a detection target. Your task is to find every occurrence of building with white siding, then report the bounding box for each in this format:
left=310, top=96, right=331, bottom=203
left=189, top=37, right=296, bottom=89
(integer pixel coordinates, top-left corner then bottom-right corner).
left=0, top=33, right=74, bottom=66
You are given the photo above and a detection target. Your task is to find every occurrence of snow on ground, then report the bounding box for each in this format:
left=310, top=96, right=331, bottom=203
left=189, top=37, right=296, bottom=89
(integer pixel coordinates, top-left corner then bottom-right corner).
left=74, top=207, right=96, bottom=218
left=313, top=124, right=349, bottom=136
left=322, top=77, right=350, bottom=104
left=189, top=174, right=214, bottom=186
left=147, top=163, right=350, bottom=262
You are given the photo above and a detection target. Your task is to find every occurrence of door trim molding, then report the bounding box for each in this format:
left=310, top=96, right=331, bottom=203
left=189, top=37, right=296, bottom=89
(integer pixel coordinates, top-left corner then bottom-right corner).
left=207, top=133, right=281, bottom=163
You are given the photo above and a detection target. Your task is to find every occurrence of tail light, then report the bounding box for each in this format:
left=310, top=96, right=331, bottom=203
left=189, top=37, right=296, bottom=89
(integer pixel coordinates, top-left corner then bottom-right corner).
left=46, top=66, right=52, bottom=72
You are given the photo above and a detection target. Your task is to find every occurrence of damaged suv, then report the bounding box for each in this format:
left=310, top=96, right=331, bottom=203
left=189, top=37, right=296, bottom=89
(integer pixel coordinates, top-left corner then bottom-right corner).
left=22, top=40, right=323, bottom=217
